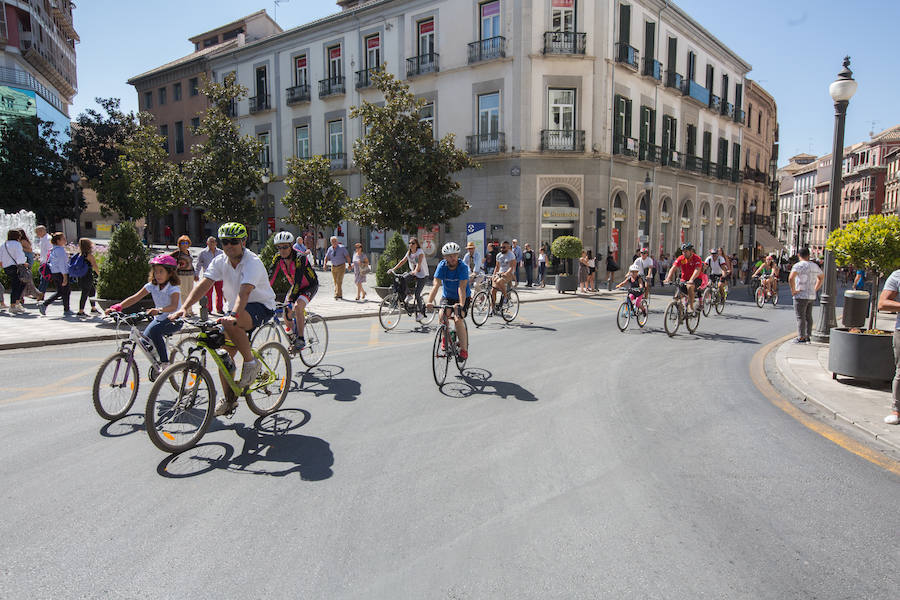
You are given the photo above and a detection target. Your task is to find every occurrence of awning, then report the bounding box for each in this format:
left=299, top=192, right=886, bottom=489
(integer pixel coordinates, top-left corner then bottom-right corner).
left=754, top=228, right=784, bottom=252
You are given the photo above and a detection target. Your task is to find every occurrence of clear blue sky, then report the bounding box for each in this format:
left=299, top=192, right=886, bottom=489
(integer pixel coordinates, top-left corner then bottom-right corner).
left=73, top=0, right=899, bottom=166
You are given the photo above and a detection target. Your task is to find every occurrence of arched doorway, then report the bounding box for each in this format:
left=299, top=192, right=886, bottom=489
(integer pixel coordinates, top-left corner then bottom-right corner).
left=612, top=191, right=627, bottom=261
left=540, top=188, right=578, bottom=274
left=659, top=197, right=671, bottom=257
left=700, top=203, right=711, bottom=254
left=715, top=205, right=725, bottom=250
left=638, top=193, right=650, bottom=251
left=680, top=200, right=693, bottom=247
left=727, top=206, right=737, bottom=253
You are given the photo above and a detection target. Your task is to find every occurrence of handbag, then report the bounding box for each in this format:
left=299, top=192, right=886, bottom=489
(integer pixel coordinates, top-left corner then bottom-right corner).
left=4, top=242, right=31, bottom=284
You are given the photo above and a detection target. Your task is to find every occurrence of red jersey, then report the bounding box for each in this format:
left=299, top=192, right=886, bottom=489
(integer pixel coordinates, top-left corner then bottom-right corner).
left=674, top=254, right=703, bottom=281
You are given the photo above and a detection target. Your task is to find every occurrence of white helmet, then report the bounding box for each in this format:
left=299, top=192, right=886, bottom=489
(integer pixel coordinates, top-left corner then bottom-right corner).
left=629, top=263, right=641, bottom=273
left=441, top=241, right=460, bottom=256
left=273, top=231, right=295, bottom=245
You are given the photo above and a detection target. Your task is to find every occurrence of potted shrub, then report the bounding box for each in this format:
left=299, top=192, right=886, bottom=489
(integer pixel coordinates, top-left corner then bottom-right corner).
left=373, top=232, right=407, bottom=298
left=95, top=221, right=152, bottom=311
left=825, top=214, right=900, bottom=383
left=551, top=235, right=583, bottom=293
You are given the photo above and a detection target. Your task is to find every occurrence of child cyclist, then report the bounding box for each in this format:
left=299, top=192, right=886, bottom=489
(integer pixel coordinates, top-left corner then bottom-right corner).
left=616, top=264, right=647, bottom=316
left=105, top=255, right=182, bottom=369
left=269, top=231, right=318, bottom=350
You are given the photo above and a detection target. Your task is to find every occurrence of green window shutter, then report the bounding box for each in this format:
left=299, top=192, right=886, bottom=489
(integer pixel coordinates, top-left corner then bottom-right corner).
left=649, top=109, right=657, bottom=144
left=625, top=99, right=633, bottom=138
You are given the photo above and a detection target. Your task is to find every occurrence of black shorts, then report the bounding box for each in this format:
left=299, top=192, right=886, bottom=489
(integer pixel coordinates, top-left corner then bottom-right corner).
left=440, top=296, right=471, bottom=318
left=678, top=279, right=702, bottom=294
left=290, top=282, right=318, bottom=306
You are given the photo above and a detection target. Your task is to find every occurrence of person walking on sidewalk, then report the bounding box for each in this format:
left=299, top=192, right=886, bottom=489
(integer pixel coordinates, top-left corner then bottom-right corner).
left=196, top=237, right=224, bottom=314
left=35, top=225, right=51, bottom=300
left=522, top=243, right=534, bottom=287
left=878, top=267, right=900, bottom=425
left=511, top=239, right=524, bottom=287
left=537, top=246, right=547, bottom=287
left=352, top=243, right=370, bottom=302
left=788, top=247, right=823, bottom=344
left=170, top=235, right=196, bottom=316
left=0, top=230, right=28, bottom=314
left=316, top=232, right=326, bottom=268
left=324, top=236, right=351, bottom=300
left=16, top=229, right=40, bottom=301
left=75, top=238, right=100, bottom=316
left=39, top=232, right=71, bottom=316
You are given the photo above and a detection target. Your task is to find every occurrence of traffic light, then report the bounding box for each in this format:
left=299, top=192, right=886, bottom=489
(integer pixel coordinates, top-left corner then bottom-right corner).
left=596, top=208, right=606, bottom=229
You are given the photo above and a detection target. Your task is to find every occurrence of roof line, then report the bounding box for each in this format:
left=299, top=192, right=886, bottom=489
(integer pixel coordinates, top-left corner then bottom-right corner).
left=188, top=9, right=281, bottom=43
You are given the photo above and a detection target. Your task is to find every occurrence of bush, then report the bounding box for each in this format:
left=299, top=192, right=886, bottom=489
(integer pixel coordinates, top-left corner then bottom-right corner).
left=551, top=236, right=583, bottom=275
left=96, top=221, right=150, bottom=300
left=258, top=234, right=291, bottom=296
left=376, top=232, right=408, bottom=287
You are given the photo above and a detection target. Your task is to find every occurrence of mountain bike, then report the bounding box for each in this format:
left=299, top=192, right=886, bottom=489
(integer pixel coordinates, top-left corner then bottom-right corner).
left=471, top=276, right=519, bottom=326
left=92, top=311, right=199, bottom=421
left=711, top=278, right=728, bottom=314
left=616, top=291, right=649, bottom=331
left=432, top=303, right=468, bottom=386
left=251, top=303, right=328, bottom=367
left=145, top=320, right=291, bottom=453
left=378, top=272, right=436, bottom=330
left=755, top=279, right=779, bottom=307
left=663, top=282, right=701, bottom=337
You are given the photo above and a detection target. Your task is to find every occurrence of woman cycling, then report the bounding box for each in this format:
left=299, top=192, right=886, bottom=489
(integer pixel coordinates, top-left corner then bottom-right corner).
left=388, top=237, right=430, bottom=322
left=752, top=254, right=779, bottom=298
left=269, top=231, right=318, bottom=350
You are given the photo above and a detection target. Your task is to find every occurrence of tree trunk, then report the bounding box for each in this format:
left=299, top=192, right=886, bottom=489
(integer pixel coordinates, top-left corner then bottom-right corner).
left=868, top=272, right=880, bottom=331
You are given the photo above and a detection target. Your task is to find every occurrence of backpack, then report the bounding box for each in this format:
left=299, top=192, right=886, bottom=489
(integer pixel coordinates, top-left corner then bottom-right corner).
left=68, top=253, right=90, bottom=279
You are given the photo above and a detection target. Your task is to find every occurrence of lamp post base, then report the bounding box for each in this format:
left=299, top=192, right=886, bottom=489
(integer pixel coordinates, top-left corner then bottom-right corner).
left=810, top=331, right=830, bottom=344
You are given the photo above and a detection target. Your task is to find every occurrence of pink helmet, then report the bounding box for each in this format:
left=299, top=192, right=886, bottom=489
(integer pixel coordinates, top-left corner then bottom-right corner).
left=150, top=254, right=177, bottom=268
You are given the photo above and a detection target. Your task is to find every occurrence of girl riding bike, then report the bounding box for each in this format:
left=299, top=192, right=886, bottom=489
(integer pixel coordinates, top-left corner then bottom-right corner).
left=269, top=230, right=318, bottom=350
left=616, top=265, right=647, bottom=313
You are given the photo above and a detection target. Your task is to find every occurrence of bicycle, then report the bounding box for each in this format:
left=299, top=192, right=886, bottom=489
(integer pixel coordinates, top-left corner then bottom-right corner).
left=710, top=277, right=728, bottom=315
left=432, top=303, right=468, bottom=386
left=251, top=303, right=328, bottom=368
left=755, top=278, right=779, bottom=307
left=616, top=290, right=649, bottom=331
left=663, top=281, right=701, bottom=337
left=92, top=311, right=199, bottom=421
left=144, top=320, right=292, bottom=453
left=470, top=275, right=519, bottom=327
left=378, top=272, right=436, bottom=330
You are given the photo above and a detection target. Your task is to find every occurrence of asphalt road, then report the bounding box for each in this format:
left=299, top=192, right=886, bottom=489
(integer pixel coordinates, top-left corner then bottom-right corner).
left=1, top=286, right=898, bottom=599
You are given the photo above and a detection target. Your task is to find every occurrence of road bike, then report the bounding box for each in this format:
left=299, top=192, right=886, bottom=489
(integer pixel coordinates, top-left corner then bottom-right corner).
left=144, top=320, right=291, bottom=453
left=251, top=303, right=328, bottom=367
left=92, top=311, right=199, bottom=421
left=471, top=275, right=519, bottom=326
left=755, top=278, right=779, bottom=307
left=708, top=277, right=728, bottom=315
left=616, top=291, right=649, bottom=331
left=378, top=272, right=436, bottom=330
left=432, top=303, right=468, bottom=386
left=663, top=282, right=701, bottom=337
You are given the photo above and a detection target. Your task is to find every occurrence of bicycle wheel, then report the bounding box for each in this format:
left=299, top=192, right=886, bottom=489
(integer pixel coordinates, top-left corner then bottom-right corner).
left=616, top=301, right=631, bottom=332
left=664, top=302, right=681, bottom=337
left=246, top=341, right=292, bottom=416
left=92, top=351, right=139, bottom=420
left=500, top=289, right=519, bottom=322
left=300, top=313, right=328, bottom=367
left=432, top=326, right=450, bottom=386
left=701, top=287, right=713, bottom=317
left=251, top=321, right=285, bottom=346
left=636, top=299, right=649, bottom=328
left=772, top=290, right=779, bottom=306
left=755, top=286, right=766, bottom=308
left=452, top=327, right=467, bottom=373
left=378, top=293, right=402, bottom=330
left=169, top=336, right=206, bottom=391
left=715, top=289, right=726, bottom=314
left=419, top=303, right=437, bottom=326
left=685, top=304, right=701, bottom=333
left=145, top=361, right=215, bottom=453
left=470, top=291, right=490, bottom=327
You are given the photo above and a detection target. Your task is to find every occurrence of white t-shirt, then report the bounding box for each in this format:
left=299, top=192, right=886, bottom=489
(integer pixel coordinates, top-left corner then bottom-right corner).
left=407, top=248, right=429, bottom=278
left=496, top=251, right=516, bottom=273
left=632, top=256, right=654, bottom=276
left=705, top=255, right=726, bottom=276
left=790, top=260, right=823, bottom=300
left=203, top=249, right=276, bottom=311
left=143, top=282, right=181, bottom=322
left=38, top=234, right=52, bottom=262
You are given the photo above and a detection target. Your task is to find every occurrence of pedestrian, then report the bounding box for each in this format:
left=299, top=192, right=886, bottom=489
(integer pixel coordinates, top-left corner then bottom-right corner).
left=578, top=250, right=589, bottom=293
left=730, top=253, right=739, bottom=286
left=324, top=235, right=351, bottom=300
left=196, top=236, right=224, bottom=314
left=606, top=249, right=620, bottom=290
left=511, top=239, right=524, bottom=287
left=877, top=266, right=900, bottom=425
left=658, top=253, right=671, bottom=285
left=484, top=242, right=497, bottom=273
left=853, top=266, right=866, bottom=291
left=788, top=247, right=823, bottom=343
left=164, top=225, right=173, bottom=249
left=75, top=238, right=100, bottom=316
left=15, top=228, right=40, bottom=301
left=170, top=235, right=196, bottom=316
left=388, top=237, right=429, bottom=319
left=587, top=250, right=596, bottom=291
left=0, top=229, right=28, bottom=314
left=315, top=232, right=326, bottom=268
left=352, top=242, right=370, bottom=302
left=39, top=232, right=71, bottom=316
left=537, top=246, right=547, bottom=287
left=463, top=241, right=483, bottom=281
left=522, top=243, right=534, bottom=287
left=34, top=225, right=51, bottom=300
left=293, top=233, right=313, bottom=262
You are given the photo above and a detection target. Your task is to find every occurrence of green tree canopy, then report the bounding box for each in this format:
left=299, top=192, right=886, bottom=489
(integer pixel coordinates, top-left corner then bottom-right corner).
left=116, top=112, right=180, bottom=226
left=281, top=155, right=346, bottom=232
left=826, top=215, right=900, bottom=275
left=348, top=68, right=478, bottom=233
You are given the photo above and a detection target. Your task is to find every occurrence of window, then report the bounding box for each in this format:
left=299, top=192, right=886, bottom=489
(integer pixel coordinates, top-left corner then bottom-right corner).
left=158, top=87, right=167, bottom=105
left=328, top=120, right=344, bottom=155
left=758, top=112, right=762, bottom=134
left=295, top=125, right=309, bottom=158
left=686, top=124, right=697, bottom=156
left=189, top=78, right=199, bottom=96
left=705, top=64, right=714, bottom=92
left=613, top=94, right=632, bottom=152
left=419, top=103, right=435, bottom=129
left=702, top=131, right=712, bottom=163
left=639, top=105, right=656, bottom=148
left=618, top=3, right=630, bottom=44
left=687, top=51, right=696, bottom=82
left=418, top=19, right=435, bottom=57
left=478, top=92, right=500, bottom=138
left=731, top=142, right=740, bottom=170
left=222, top=27, right=243, bottom=41
left=255, top=66, right=267, bottom=99
left=173, top=82, right=182, bottom=102
left=144, top=91, right=152, bottom=109
left=159, top=125, right=169, bottom=153
left=662, top=114, right=677, bottom=160
left=295, top=55, right=308, bottom=87
left=174, top=121, right=184, bottom=154
left=721, top=74, right=729, bottom=103
left=365, top=35, right=380, bottom=70
left=481, top=1, right=500, bottom=39
left=644, top=21, right=655, bottom=60
left=190, top=117, right=200, bottom=134
left=328, top=45, right=342, bottom=80
left=667, top=37, right=678, bottom=74
left=258, top=132, right=271, bottom=167
left=551, top=0, right=575, bottom=32
left=203, top=36, right=218, bottom=48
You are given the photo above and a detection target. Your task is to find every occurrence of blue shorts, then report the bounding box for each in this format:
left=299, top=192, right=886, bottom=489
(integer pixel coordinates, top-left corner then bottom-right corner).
left=241, top=302, right=275, bottom=331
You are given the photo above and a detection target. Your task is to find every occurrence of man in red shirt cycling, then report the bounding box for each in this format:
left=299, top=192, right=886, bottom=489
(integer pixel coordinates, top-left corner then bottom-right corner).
left=664, top=243, right=704, bottom=314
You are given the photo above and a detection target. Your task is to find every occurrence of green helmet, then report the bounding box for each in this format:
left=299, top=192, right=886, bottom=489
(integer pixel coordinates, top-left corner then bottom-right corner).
left=218, top=222, right=247, bottom=239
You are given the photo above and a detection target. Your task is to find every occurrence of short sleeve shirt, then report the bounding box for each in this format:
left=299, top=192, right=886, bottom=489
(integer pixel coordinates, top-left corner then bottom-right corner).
left=883, top=269, right=900, bottom=330
left=434, top=260, right=471, bottom=300
left=674, top=254, right=703, bottom=281
left=143, top=282, right=181, bottom=321
left=790, top=260, right=823, bottom=301
left=204, top=249, right=276, bottom=311
left=496, top=251, right=516, bottom=273
left=325, top=244, right=351, bottom=266
left=633, top=256, right=654, bottom=276
left=407, top=248, right=430, bottom=278
left=705, top=255, right=726, bottom=276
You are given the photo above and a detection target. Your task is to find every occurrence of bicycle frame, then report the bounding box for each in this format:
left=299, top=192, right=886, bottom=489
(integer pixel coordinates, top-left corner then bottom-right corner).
left=184, top=335, right=279, bottom=396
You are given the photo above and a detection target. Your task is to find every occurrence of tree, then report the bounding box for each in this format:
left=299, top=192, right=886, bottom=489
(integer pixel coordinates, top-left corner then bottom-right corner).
left=348, top=69, right=478, bottom=233
left=0, top=116, right=83, bottom=225
left=181, top=74, right=264, bottom=225
left=281, top=155, right=346, bottom=235
left=375, top=232, right=408, bottom=287
left=551, top=235, right=583, bottom=276
left=96, top=221, right=150, bottom=302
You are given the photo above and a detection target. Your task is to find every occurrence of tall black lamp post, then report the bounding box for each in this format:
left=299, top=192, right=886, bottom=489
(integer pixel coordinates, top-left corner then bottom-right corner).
left=642, top=171, right=653, bottom=251
left=812, top=57, right=857, bottom=343
left=260, top=170, right=270, bottom=248
left=746, top=202, right=757, bottom=284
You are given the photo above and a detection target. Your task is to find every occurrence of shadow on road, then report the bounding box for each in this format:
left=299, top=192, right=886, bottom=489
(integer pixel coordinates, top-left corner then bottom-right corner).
left=99, top=413, right=145, bottom=437
left=439, top=367, right=538, bottom=402
left=499, top=322, right=557, bottom=332
left=157, top=408, right=334, bottom=480
left=298, top=364, right=361, bottom=402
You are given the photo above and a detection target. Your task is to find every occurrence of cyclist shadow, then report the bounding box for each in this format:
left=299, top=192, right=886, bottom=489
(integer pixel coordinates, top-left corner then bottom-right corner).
left=682, top=330, right=761, bottom=344
left=298, top=364, right=362, bottom=402
left=157, top=409, right=334, bottom=480
left=99, top=413, right=145, bottom=437
left=440, top=367, right=538, bottom=402
left=498, top=322, right=557, bottom=332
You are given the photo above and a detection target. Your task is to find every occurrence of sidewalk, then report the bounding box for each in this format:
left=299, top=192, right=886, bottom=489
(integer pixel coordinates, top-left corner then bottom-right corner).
left=770, top=311, right=899, bottom=452
left=0, top=271, right=619, bottom=350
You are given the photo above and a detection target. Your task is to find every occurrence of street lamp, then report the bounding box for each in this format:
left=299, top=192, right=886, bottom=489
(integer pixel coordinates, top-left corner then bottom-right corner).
left=746, top=202, right=757, bottom=284
left=812, top=56, right=857, bottom=343
left=642, top=172, right=652, bottom=252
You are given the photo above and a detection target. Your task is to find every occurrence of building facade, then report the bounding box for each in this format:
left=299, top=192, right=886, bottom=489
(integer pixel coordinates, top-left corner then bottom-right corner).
left=884, top=148, right=900, bottom=216
left=840, top=125, right=900, bottom=228
left=775, top=153, right=815, bottom=251
left=738, top=79, right=777, bottom=259
left=809, top=154, right=832, bottom=257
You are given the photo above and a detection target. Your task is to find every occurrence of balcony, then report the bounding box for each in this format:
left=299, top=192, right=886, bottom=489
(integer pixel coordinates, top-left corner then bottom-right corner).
left=466, top=132, right=506, bottom=155
left=224, top=100, right=237, bottom=118
left=639, top=141, right=662, bottom=163
left=641, top=58, right=662, bottom=81
left=705, top=161, right=718, bottom=177
left=0, top=66, right=65, bottom=114
left=721, top=101, right=735, bottom=119
left=468, top=36, right=507, bottom=64
left=665, top=70, right=683, bottom=90
left=680, top=79, right=710, bottom=106
left=708, top=94, right=721, bottom=113
left=615, top=42, right=639, bottom=70
left=734, top=108, right=745, bottom=124
left=662, top=149, right=681, bottom=168
left=717, top=164, right=732, bottom=181
left=684, top=155, right=704, bottom=173
left=318, top=76, right=346, bottom=98
left=50, top=0, right=80, bottom=42
left=540, top=129, right=585, bottom=152
left=744, top=168, right=768, bottom=184
left=406, top=53, right=439, bottom=77
left=613, top=135, right=639, bottom=157
left=19, top=32, right=77, bottom=98
left=285, top=84, right=310, bottom=105
left=249, top=94, right=271, bottom=114
left=325, top=153, right=347, bottom=170
left=355, top=66, right=382, bottom=89
left=542, top=31, right=587, bottom=55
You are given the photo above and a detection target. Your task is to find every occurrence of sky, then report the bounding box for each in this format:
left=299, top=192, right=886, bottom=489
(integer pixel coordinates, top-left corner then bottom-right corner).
left=72, top=0, right=899, bottom=166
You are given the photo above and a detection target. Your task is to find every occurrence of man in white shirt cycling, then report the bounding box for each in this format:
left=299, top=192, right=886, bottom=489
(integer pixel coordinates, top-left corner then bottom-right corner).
left=491, top=240, right=517, bottom=308
left=631, top=248, right=654, bottom=299
left=704, top=248, right=730, bottom=297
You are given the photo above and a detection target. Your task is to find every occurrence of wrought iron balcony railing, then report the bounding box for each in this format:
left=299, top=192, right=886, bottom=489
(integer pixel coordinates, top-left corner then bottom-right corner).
left=406, top=53, right=439, bottom=77
left=615, top=42, right=639, bottom=70
left=540, top=129, right=585, bottom=152
left=249, top=94, right=270, bottom=113
left=355, top=66, right=382, bottom=89
left=542, top=31, right=587, bottom=55
left=318, top=76, right=346, bottom=98
left=467, top=36, right=507, bottom=64
left=641, top=58, right=662, bottom=81
left=466, top=132, right=506, bottom=155
left=285, top=84, right=310, bottom=105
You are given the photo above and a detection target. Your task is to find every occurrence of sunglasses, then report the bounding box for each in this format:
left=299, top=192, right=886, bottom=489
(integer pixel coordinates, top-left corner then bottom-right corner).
left=220, top=238, right=242, bottom=246
left=276, top=244, right=292, bottom=250
left=179, top=241, right=189, bottom=245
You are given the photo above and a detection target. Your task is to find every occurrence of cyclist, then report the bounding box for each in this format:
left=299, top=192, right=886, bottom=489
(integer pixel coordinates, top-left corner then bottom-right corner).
left=631, top=248, right=654, bottom=299
left=269, top=231, right=318, bottom=350
left=491, top=240, right=517, bottom=309
left=388, top=237, right=430, bottom=322
left=425, top=242, right=470, bottom=360
left=752, top=254, right=780, bottom=299
left=616, top=264, right=647, bottom=316
left=170, top=222, right=277, bottom=416
left=704, top=248, right=729, bottom=297
left=664, top=243, right=703, bottom=314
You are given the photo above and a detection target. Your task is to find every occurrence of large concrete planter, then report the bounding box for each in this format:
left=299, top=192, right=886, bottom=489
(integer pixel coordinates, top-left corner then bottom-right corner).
left=555, top=274, right=578, bottom=293
left=828, top=327, right=895, bottom=383
left=372, top=286, right=392, bottom=299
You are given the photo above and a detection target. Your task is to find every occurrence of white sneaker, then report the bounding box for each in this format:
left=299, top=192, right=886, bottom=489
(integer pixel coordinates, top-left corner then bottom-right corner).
left=884, top=413, right=900, bottom=425
left=12, top=304, right=25, bottom=314
left=238, top=359, right=261, bottom=388
left=214, top=397, right=238, bottom=416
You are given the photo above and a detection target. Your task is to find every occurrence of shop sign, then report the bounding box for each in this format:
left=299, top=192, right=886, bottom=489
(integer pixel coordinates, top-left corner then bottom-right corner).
left=612, top=208, right=626, bottom=221
left=715, top=216, right=723, bottom=226
left=541, top=208, right=580, bottom=221
left=680, top=217, right=691, bottom=229
left=700, top=216, right=710, bottom=226
left=660, top=212, right=671, bottom=224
